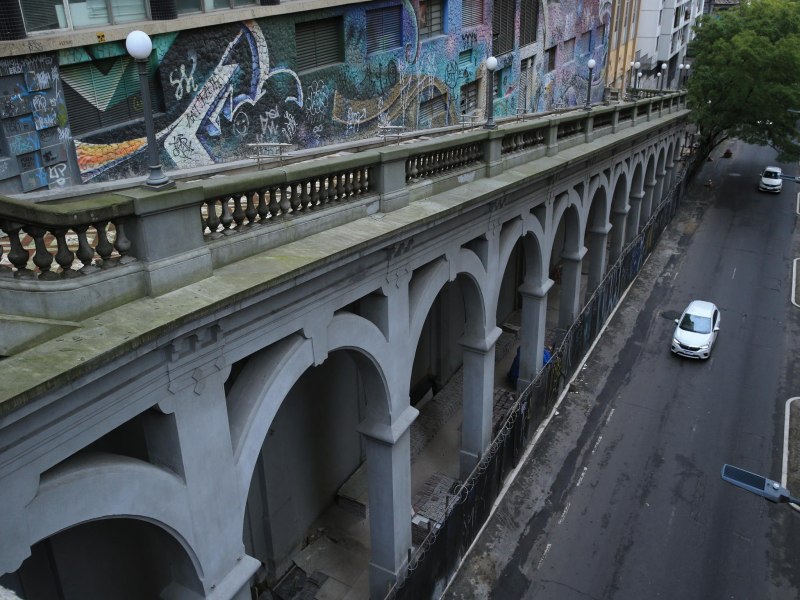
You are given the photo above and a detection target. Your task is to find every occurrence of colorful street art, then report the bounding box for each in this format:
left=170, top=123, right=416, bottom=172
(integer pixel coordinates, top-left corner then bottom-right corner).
left=51, top=0, right=609, bottom=185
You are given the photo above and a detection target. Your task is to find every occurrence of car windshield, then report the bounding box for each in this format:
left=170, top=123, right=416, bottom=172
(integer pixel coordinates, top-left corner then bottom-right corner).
left=679, top=313, right=712, bottom=334
left=764, top=170, right=780, bottom=179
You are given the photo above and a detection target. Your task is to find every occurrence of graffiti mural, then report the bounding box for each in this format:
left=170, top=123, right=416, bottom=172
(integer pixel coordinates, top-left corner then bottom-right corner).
left=53, top=0, right=608, bottom=185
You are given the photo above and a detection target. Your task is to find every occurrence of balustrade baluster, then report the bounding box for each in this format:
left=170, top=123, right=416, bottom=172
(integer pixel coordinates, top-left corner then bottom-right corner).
left=232, top=194, right=246, bottom=228
left=73, top=224, right=96, bottom=270
left=220, top=196, right=234, bottom=232
left=5, top=222, right=30, bottom=275
left=245, top=191, right=257, bottom=224
left=95, top=223, right=115, bottom=265
left=256, top=191, right=269, bottom=221
left=336, top=173, right=344, bottom=202
left=114, top=221, right=132, bottom=263
left=325, top=176, right=336, bottom=204
left=272, top=187, right=287, bottom=217
left=344, top=171, right=353, bottom=197
left=206, top=200, right=221, bottom=236
left=300, top=180, right=312, bottom=210
left=26, top=226, right=56, bottom=279
left=290, top=183, right=302, bottom=213
left=53, top=228, right=75, bottom=274
left=311, top=178, right=321, bottom=207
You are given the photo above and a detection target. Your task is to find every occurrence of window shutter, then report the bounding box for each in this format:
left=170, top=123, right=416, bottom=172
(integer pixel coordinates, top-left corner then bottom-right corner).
left=296, top=18, right=343, bottom=72
left=520, top=0, right=537, bottom=46
left=492, top=0, right=514, bottom=55
left=367, top=6, right=402, bottom=54
left=419, top=93, right=446, bottom=125
left=462, top=0, right=482, bottom=28
left=61, top=56, right=160, bottom=137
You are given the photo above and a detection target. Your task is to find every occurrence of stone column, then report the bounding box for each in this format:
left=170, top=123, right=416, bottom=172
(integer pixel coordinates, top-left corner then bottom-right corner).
left=625, top=191, right=645, bottom=243
left=558, top=247, right=587, bottom=329
left=517, top=278, right=554, bottom=390
left=640, top=179, right=657, bottom=223
left=146, top=361, right=258, bottom=599
left=653, top=168, right=667, bottom=209
left=459, top=326, right=502, bottom=478
left=663, top=160, right=676, bottom=195
left=357, top=406, right=417, bottom=600
left=585, top=224, right=610, bottom=300
left=608, top=205, right=628, bottom=265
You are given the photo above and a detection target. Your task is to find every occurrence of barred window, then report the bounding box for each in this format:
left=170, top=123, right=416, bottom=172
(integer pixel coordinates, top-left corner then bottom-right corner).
left=367, top=6, right=403, bottom=54
left=296, top=18, right=344, bottom=72
left=419, top=0, right=443, bottom=38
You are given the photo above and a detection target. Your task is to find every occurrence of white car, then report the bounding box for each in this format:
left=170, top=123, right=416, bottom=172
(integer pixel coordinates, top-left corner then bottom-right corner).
left=671, top=300, right=720, bottom=359
left=758, top=166, right=783, bottom=193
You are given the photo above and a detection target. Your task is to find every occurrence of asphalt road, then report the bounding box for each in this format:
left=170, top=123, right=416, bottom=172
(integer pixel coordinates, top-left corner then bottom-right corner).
left=442, top=143, right=800, bottom=600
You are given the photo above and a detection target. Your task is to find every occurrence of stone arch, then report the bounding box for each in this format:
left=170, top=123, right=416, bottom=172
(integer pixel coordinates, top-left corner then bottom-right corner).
left=408, top=248, right=489, bottom=354
left=19, top=454, right=204, bottom=596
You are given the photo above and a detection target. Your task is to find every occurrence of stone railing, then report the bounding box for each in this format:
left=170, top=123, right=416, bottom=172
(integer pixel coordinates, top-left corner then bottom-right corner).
left=0, top=194, right=134, bottom=279
left=0, top=91, right=688, bottom=355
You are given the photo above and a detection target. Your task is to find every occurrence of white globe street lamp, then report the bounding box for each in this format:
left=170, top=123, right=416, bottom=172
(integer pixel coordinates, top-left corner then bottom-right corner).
left=585, top=58, right=596, bottom=110
left=484, top=56, right=498, bottom=129
left=125, top=30, right=174, bottom=190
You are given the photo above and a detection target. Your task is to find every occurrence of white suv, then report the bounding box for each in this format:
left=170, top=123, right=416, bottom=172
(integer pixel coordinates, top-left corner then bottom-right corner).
left=758, top=166, right=783, bottom=193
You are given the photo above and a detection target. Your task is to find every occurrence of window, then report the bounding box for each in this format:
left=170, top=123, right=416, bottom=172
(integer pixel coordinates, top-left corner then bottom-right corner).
left=546, top=46, right=557, bottom=72
left=492, top=0, right=515, bottom=55
left=496, top=66, right=509, bottom=98
left=458, top=49, right=472, bottom=72
left=563, top=37, right=575, bottom=62
left=367, top=6, right=402, bottom=53
left=419, top=0, right=442, bottom=38
left=19, top=0, right=147, bottom=31
left=460, top=81, right=479, bottom=114
left=461, top=0, right=482, bottom=27
left=295, top=18, right=344, bottom=72
left=60, top=56, right=163, bottom=137
left=520, top=0, right=538, bottom=46
left=418, top=92, right=447, bottom=126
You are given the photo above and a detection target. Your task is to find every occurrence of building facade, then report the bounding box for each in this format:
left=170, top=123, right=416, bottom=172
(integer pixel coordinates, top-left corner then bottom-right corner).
left=0, top=0, right=609, bottom=195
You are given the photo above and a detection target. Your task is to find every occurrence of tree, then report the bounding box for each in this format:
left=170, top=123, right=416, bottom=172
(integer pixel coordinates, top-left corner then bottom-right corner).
left=688, top=0, right=800, bottom=161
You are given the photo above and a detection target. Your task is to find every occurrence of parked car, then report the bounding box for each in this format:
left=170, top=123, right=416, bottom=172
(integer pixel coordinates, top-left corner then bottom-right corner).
left=671, top=300, right=720, bottom=360
left=758, top=166, right=783, bottom=193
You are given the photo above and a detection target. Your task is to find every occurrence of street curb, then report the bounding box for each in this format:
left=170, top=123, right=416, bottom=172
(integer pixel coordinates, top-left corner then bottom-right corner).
left=792, top=258, right=799, bottom=309
left=781, top=397, right=800, bottom=512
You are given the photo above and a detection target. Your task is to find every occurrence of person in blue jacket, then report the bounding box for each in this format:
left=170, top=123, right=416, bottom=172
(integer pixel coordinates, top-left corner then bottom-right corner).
left=507, top=345, right=552, bottom=385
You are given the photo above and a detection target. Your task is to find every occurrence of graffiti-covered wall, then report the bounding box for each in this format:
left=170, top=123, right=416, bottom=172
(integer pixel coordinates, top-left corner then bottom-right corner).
left=0, top=0, right=610, bottom=192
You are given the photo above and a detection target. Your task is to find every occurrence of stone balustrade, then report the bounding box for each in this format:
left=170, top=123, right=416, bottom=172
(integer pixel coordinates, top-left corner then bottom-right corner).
left=0, top=91, right=688, bottom=355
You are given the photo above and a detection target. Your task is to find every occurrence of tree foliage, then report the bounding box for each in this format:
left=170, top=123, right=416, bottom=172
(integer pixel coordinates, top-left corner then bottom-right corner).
left=688, top=0, right=800, bottom=161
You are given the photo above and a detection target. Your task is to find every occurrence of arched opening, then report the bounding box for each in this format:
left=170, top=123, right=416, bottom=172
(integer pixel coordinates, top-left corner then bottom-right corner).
left=583, top=185, right=610, bottom=304
left=241, top=348, right=375, bottom=586
left=548, top=199, right=582, bottom=334
left=0, top=519, right=201, bottom=599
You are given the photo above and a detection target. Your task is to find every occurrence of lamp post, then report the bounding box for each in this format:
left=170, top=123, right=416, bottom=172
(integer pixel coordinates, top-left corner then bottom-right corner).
left=125, top=30, right=174, bottom=190
left=629, top=61, right=635, bottom=90
left=633, top=62, right=641, bottom=97
left=484, top=55, right=498, bottom=130
left=585, top=58, right=596, bottom=110
left=636, top=71, right=643, bottom=95
left=656, top=72, right=661, bottom=91
left=660, top=62, right=667, bottom=92
left=677, top=64, right=684, bottom=89
left=683, top=64, right=691, bottom=87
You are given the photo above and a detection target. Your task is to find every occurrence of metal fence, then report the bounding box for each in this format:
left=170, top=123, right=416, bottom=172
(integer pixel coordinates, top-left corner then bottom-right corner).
left=386, top=161, right=694, bottom=600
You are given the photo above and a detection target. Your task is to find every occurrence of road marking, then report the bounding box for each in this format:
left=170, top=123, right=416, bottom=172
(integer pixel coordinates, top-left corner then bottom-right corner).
left=576, top=466, right=588, bottom=487
left=781, top=397, right=800, bottom=513
left=792, top=258, right=800, bottom=309
left=796, top=191, right=800, bottom=216
left=606, top=408, right=615, bottom=424
left=591, top=435, right=603, bottom=454
left=537, top=543, right=552, bottom=570
left=731, top=267, right=736, bottom=280
left=558, top=502, right=570, bottom=525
